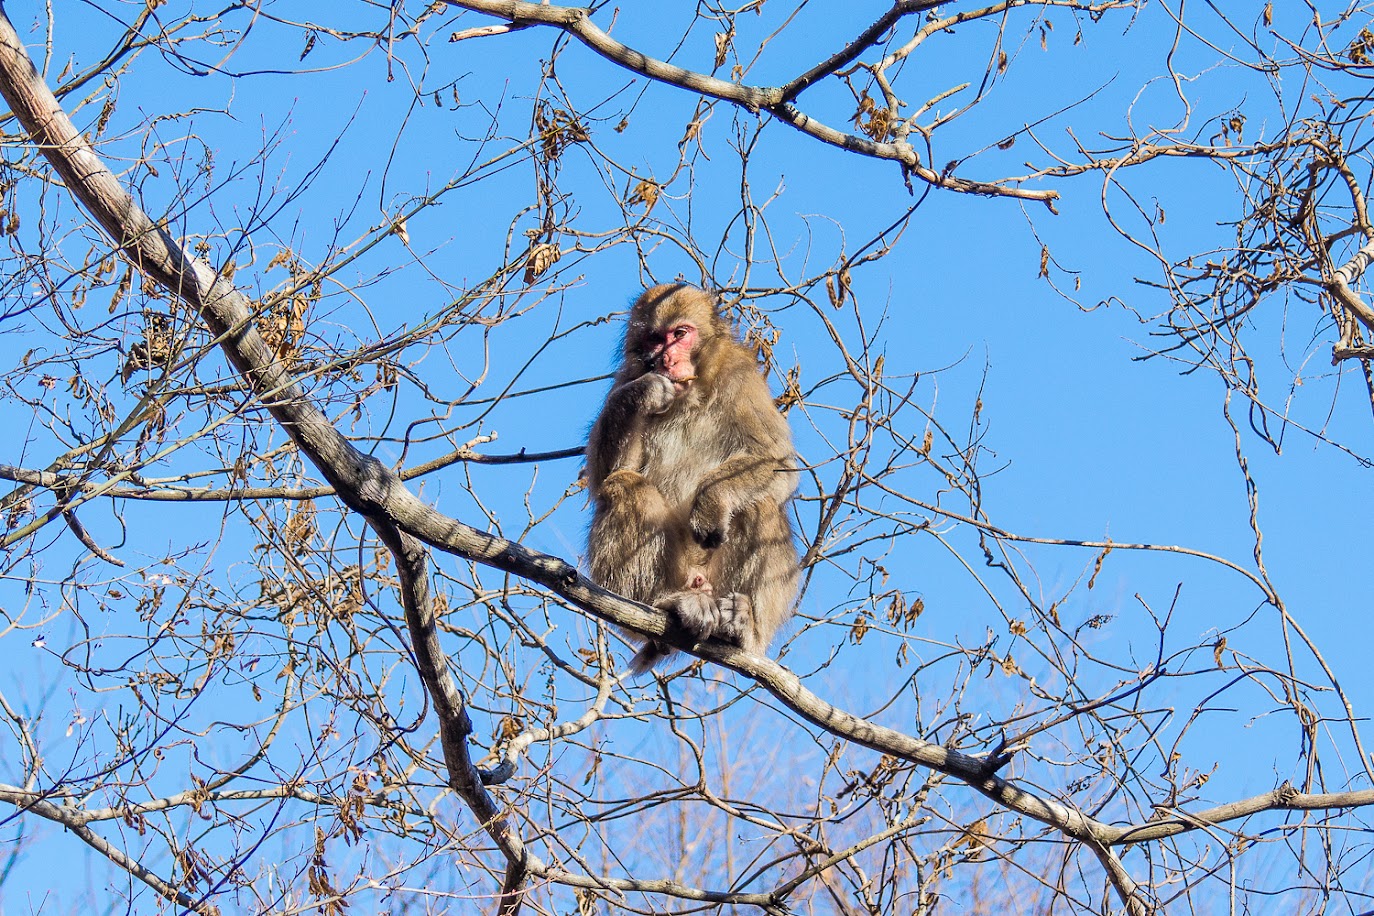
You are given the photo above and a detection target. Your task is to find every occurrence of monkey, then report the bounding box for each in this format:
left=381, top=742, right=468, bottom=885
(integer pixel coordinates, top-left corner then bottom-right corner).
left=585, top=283, right=799, bottom=673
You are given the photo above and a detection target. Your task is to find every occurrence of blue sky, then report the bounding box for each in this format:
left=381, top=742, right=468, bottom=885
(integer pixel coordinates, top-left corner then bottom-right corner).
left=3, top=1, right=1374, bottom=911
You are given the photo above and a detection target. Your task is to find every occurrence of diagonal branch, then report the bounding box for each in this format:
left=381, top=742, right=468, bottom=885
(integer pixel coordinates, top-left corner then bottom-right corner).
left=0, top=10, right=534, bottom=912
left=1327, top=235, right=1374, bottom=355
left=0, top=786, right=220, bottom=915
left=778, top=0, right=943, bottom=102
left=375, top=524, right=531, bottom=915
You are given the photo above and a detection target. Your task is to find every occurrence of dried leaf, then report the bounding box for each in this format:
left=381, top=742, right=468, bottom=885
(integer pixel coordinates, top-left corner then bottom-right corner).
left=963, top=818, right=990, bottom=851
left=495, top=715, right=524, bottom=742
left=885, top=591, right=906, bottom=625
left=679, top=118, right=702, bottom=146
left=627, top=178, right=660, bottom=213
left=826, top=266, right=851, bottom=308
left=849, top=613, right=869, bottom=644
left=536, top=104, right=589, bottom=161
left=774, top=364, right=803, bottom=412
left=523, top=241, right=561, bottom=283
left=1087, top=540, right=1112, bottom=590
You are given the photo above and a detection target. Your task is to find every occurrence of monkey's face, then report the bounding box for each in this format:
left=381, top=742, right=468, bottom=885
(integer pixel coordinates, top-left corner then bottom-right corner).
left=639, top=320, right=699, bottom=387
left=627, top=284, right=720, bottom=388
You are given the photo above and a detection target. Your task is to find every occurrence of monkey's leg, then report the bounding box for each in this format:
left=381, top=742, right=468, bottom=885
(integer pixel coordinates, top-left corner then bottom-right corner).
left=589, top=469, right=681, bottom=674
left=589, top=469, right=672, bottom=604
left=711, top=504, right=799, bottom=655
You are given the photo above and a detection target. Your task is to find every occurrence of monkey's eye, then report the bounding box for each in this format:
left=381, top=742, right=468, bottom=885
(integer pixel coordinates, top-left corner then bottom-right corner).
left=672, top=326, right=691, bottom=340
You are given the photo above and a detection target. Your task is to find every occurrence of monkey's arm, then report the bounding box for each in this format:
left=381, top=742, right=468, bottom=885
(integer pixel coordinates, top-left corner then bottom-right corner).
left=687, top=374, right=797, bottom=547
left=585, top=372, right=676, bottom=493
left=687, top=451, right=796, bottom=547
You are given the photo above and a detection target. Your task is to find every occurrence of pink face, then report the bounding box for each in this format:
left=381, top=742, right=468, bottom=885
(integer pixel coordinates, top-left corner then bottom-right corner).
left=645, top=322, right=698, bottom=383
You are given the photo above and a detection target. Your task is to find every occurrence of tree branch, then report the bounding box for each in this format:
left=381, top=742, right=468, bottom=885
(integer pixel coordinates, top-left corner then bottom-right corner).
left=5, top=10, right=1371, bottom=915
left=444, top=0, right=1059, bottom=203
left=0, top=785, right=219, bottom=915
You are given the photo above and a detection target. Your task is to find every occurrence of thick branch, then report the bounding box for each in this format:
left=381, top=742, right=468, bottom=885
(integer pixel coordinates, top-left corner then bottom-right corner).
left=449, top=0, right=775, bottom=108
left=374, top=524, right=531, bottom=915
left=1114, top=783, right=1374, bottom=845
left=1327, top=236, right=1374, bottom=343
left=1089, top=843, right=1153, bottom=916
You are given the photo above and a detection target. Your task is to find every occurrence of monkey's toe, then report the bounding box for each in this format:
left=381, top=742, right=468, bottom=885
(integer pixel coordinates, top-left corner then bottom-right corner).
left=654, top=590, right=721, bottom=641
left=714, top=593, right=754, bottom=644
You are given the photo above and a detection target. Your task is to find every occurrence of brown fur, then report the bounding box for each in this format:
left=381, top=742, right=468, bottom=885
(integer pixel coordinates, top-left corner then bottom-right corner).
left=585, top=284, right=799, bottom=673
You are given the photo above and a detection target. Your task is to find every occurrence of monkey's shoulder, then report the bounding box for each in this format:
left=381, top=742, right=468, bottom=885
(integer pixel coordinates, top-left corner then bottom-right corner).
left=709, top=365, right=792, bottom=435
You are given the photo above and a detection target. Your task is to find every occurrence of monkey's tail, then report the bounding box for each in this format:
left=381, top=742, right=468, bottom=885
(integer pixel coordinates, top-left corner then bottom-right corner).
left=628, top=641, right=674, bottom=676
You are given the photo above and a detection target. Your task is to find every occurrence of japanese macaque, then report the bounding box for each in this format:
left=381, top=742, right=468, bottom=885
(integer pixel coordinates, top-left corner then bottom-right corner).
left=585, top=284, right=799, bottom=673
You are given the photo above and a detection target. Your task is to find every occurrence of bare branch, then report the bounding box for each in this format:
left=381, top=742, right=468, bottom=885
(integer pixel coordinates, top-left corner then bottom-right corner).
left=445, top=0, right=1060, bottom=202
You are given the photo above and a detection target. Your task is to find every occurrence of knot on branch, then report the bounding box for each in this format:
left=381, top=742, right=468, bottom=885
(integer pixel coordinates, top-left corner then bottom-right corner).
left=980, top=735, right=1027, bottom=777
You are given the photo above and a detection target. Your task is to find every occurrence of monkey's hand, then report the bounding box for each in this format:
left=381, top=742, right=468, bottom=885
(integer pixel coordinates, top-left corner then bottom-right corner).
left=687, top=490, right=730, bottom=549
left=619, top=371, right=677, bottom=416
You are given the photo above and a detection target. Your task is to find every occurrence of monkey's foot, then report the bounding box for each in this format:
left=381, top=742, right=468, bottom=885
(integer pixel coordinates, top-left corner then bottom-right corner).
left=654, top=590, right=722, bottom=641
left=653, top=591, right=754, bottom=648
left=713, top=593, right=753, bottom=645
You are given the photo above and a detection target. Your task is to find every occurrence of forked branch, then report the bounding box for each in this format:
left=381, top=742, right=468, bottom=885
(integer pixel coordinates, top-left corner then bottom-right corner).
left=445, top=0, right=1061, bottom=203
